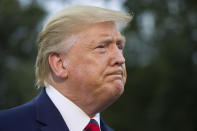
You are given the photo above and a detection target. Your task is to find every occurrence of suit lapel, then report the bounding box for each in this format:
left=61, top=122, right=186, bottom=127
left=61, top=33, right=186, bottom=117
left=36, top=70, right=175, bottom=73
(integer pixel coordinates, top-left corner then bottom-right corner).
left=34, top=88, right=114, bottom=131
left=100, top=117, right=114, bottom=131
left=35, top=89, right=69, bottom=131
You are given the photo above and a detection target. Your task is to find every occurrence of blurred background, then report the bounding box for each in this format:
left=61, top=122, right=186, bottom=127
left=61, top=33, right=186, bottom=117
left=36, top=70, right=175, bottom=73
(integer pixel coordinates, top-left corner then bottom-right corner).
left=0, top=0, right=196, bottom=130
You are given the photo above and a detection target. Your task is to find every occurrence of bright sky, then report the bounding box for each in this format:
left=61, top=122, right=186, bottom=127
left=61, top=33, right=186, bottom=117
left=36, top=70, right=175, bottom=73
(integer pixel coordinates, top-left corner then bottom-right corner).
left=39, top=0, right=127, bottom=16
left=18, top=0, right=128, bottom=17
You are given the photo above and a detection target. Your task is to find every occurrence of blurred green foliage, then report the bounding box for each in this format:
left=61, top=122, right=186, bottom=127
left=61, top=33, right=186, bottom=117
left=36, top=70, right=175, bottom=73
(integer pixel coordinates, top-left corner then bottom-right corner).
left=0, top=0, right=196, bottom=131
left=0, top=0, right=45, bottom=108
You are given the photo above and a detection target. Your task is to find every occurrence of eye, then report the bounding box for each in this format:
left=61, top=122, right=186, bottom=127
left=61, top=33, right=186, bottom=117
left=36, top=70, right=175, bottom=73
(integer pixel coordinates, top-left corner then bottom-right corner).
left=116, top=41, right=124, bottom=50
left=95, top=44, right=107, bottom=53
left=97, top=45, right=105, bottom=48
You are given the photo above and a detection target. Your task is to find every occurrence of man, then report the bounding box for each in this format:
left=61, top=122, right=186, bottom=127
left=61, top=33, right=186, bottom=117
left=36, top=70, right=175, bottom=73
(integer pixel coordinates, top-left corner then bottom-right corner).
left=0, top=5, right=132, bottom=131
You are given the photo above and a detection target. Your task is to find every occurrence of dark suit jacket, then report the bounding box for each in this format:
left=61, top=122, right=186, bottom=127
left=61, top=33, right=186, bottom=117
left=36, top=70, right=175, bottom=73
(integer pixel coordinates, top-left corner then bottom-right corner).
left=0, top=89, right=114, bottom=131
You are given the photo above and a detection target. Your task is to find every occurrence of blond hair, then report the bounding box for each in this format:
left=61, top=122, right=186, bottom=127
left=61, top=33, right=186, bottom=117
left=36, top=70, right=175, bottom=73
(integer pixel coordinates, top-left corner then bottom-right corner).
left=35, top=5, right=132, bottom=88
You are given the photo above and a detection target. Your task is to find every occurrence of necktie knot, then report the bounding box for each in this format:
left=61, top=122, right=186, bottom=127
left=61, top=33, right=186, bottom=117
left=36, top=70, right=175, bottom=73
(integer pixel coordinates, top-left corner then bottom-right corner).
left=84, top=118, right=100, bottom=131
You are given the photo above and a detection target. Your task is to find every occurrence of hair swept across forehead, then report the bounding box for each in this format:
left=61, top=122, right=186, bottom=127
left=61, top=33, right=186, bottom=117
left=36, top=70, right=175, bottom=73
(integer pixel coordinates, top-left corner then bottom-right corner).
left=43, top=5, right=132, bottom=32
left=35, top=5, right=132, bottom=88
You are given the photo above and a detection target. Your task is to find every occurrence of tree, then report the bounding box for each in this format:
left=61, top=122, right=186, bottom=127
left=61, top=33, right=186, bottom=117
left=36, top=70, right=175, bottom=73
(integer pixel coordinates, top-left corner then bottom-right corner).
left=0, top=0, right=46, bottom=108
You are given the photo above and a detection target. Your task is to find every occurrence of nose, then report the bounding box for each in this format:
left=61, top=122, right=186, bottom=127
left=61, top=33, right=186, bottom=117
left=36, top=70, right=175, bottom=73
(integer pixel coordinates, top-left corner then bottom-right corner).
left=110, top=44, right=125, bottom=66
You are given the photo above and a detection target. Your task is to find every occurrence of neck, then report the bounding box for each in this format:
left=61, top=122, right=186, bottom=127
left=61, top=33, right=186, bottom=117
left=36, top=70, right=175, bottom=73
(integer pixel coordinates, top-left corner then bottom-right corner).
left=48, top=81, right=99, bottom=118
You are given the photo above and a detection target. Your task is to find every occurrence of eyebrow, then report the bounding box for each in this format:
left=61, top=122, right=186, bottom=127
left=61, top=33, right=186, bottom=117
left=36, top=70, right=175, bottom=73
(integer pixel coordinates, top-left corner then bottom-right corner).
left=97, top=36, right=126, bottom=46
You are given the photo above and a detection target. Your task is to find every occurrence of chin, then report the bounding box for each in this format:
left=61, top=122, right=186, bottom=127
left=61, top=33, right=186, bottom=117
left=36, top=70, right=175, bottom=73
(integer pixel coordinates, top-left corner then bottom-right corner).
left=95, top=83, right=124, bottom=113
left=103, top=82, right=124, bottom=106
left=105, top=85, right=124, bottom=107
left=112, top=79, right=124, bottom=96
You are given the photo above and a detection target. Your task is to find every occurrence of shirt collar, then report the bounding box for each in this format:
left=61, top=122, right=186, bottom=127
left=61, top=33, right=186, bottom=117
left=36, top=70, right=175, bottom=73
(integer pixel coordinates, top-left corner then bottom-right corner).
left=45, top=83, right=100, bottom=131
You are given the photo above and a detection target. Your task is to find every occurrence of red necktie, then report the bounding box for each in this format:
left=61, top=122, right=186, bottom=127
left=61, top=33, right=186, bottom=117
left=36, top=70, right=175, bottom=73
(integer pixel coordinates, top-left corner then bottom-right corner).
left=84, top=118, right=100, bottom=131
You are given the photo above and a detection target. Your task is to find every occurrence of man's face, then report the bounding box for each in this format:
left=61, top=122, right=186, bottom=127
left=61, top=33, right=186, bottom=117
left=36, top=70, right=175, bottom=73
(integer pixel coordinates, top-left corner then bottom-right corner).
left=63, top=21, right=127, bottom=111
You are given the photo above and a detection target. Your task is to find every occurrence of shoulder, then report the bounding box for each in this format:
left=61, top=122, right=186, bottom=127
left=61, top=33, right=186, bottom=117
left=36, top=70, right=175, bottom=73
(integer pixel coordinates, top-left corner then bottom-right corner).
left=0, top=98, right=37, bottom=130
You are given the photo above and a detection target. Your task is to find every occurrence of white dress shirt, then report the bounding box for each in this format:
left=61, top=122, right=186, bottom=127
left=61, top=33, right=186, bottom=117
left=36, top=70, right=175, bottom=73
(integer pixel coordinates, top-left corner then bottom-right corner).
left=45, top=83, right=100, bottom=131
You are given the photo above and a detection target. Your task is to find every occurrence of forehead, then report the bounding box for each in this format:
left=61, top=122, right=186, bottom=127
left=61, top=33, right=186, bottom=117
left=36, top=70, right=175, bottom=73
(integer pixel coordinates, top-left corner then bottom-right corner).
left=77, top=21, right=124, bottom=42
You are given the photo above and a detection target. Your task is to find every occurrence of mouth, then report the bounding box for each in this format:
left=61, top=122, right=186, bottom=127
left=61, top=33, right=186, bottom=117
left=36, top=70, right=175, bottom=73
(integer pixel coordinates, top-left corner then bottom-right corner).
left=106, top=70, right=123, bottom=79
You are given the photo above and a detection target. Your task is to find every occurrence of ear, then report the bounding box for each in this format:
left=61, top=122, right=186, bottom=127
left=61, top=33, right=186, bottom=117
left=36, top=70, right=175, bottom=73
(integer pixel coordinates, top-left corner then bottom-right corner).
left=48, top=53, right=68, bottom=78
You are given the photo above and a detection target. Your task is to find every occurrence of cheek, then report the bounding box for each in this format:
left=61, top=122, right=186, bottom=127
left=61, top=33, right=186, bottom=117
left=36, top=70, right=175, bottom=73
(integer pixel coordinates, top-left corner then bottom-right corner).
left=68, top=56, right=107, bottom=85
left=123, top=64, right=127, bottom=85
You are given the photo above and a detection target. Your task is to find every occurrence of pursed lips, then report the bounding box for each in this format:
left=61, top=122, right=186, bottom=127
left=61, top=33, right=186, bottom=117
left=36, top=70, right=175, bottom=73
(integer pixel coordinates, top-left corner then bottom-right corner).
left=106, top=70, right=123, bottom=79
